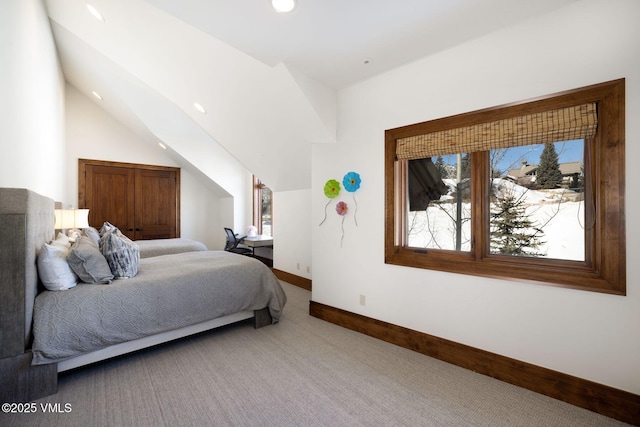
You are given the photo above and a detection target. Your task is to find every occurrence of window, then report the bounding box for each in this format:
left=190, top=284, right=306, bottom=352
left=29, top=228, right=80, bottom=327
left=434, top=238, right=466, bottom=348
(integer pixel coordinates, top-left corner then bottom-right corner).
left=385, top=79, right=625, bottom=294
left=407, top=154, right=471, bottom=251
left=253, top=176, right=272, bottom=236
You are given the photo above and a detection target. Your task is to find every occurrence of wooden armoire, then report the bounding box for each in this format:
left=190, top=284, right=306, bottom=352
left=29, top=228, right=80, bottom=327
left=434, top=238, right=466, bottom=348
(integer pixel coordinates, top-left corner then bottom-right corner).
left=78, top=159, right=180, bottom=240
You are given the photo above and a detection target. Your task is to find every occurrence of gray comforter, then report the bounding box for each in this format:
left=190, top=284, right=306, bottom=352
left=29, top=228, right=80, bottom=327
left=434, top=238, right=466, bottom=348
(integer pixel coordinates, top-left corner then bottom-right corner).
left=31, top=251, right=286, bottom=365
left=135, top=238, right=207, bottom=258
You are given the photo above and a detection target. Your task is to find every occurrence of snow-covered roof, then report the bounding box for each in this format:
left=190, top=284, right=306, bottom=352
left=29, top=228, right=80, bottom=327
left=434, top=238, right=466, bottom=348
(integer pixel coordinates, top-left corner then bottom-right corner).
left=506, top=161, right=583, bottom=179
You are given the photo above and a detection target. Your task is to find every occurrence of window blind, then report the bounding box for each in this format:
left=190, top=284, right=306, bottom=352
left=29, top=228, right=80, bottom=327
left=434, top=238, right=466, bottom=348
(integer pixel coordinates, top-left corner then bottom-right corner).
left=396, top=103, right=597, bottom=160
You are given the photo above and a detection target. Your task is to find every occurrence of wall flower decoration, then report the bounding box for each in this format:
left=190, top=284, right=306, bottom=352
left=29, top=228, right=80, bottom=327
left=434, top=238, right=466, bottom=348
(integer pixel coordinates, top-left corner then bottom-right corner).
left=342, top=171, right=361, bottom=226
left=319, top=172, right=362, bottom=247
left=343, top=171, right=361, bottom=192
left=336, top=201, right=348, bottom=247
left=324, top=179, right=341, bottom=198
left=336, top=201, right=348, bottom=216
left=319, top=179, right=341, bottom=226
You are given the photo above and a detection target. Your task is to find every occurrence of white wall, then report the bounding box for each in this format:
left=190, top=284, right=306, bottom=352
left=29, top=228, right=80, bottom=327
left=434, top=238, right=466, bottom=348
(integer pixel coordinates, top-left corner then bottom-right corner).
left=155, top=134, right=253, bottom=237
left=312, top=0, right=640, bottom=394
left=273, top=189, right=312, bottom=279
left=0, top=0, right=65, bottom=200
left=175, top=170, right=221, bottom=250
left=65, top=84, right=224, bottom=249
left=47, top=0, right=335, bottom=193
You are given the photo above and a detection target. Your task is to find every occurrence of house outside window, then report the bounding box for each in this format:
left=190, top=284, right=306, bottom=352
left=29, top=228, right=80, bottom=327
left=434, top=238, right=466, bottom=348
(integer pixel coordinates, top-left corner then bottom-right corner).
left=385, top=79, right=625, bottom=295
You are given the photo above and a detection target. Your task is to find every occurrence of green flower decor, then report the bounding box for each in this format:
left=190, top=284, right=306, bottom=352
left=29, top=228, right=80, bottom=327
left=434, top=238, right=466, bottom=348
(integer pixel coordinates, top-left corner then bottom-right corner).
left=319, top=179, right=341, bottom=226
left=323, top=179, right=341, bottom=198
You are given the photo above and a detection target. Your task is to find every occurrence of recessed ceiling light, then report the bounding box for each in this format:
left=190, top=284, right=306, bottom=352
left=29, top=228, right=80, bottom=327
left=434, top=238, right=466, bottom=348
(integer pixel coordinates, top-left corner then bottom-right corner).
left=86, top=4, right=105, bottom=22
left=193, top=102, right=207, bottom=114
left=271, top=0, right=296, bottom=13
left=158, top=142, right=167, bottom=150
left=91, top=91, right=103, bottom=100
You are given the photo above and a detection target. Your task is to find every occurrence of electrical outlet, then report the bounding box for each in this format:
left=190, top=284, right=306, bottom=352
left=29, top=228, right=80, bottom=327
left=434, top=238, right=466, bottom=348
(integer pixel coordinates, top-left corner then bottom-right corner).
left=306, top=266, right=310, bottom=273
left=296, top=263, right=300, bottom=270
left=359, top=295, right=366, bottom=306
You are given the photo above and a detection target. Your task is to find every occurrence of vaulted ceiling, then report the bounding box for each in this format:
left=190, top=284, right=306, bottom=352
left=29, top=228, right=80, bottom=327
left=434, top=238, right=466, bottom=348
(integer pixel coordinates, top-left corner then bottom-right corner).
left=45, top=0, right=577, bottom=192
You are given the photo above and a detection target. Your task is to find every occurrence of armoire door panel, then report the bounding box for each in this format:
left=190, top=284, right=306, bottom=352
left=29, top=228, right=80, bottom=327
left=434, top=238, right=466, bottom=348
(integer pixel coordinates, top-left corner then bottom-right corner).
left=85, top=165, right=136, bottom=240
left=134, top=169, right=177, bottom=240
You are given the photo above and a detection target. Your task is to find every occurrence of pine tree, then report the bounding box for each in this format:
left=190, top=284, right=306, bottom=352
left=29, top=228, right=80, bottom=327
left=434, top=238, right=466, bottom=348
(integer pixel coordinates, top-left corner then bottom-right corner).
left=490, top=193, right=544, bottom=256
left=460, top=154, right=471, bottom=179
left=536, top=143, right=563, bottom=189
left=434, top=156, right=447, bottom=178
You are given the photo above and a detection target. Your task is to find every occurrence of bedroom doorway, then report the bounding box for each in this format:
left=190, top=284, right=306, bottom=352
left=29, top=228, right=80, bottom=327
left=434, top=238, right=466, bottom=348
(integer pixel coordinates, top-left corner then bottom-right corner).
left=78, top=159, right=180, bottom=240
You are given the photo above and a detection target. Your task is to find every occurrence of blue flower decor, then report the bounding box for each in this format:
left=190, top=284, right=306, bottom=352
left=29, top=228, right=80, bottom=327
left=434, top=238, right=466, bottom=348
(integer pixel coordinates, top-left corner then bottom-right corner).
left=342, top=171, right=361, bottom=226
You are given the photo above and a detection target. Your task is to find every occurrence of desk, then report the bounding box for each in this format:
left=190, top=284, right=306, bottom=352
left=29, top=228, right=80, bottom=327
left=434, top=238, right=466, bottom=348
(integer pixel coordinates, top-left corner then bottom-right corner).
left=241, top=235, right=273, bottom=249
left=241, top=235, right=273, bottom=267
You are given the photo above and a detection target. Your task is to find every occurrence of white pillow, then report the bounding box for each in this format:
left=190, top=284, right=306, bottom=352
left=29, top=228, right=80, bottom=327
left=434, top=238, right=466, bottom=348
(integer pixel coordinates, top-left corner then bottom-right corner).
left=50, top=232, right=71, bottom=249
left=37, top=243, right=78, bottom=291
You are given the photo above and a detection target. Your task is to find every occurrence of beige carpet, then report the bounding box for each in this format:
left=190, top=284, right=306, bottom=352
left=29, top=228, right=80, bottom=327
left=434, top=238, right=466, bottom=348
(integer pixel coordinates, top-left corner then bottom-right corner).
left=2, top=282, right=629, bottom=426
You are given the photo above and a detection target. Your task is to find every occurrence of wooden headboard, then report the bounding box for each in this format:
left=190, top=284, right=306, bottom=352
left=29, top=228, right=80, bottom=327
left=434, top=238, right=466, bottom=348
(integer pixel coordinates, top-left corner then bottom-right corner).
left=0, top=188, right=57, bottom=401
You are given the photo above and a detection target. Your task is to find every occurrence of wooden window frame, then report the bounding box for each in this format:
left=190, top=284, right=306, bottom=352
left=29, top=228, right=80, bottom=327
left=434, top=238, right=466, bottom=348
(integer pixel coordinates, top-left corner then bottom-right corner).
left=384, top=79, right=625, bottom=295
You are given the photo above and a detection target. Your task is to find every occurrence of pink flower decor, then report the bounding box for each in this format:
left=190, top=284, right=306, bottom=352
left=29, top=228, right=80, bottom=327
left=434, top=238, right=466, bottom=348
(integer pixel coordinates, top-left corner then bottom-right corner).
left=336, top=201, right=348, bottom=216
left=335, top=201, right=349, bottom=247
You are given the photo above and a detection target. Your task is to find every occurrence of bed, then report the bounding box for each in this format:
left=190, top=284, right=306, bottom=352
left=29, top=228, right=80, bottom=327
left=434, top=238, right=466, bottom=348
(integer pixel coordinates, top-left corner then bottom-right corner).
left=0, top=188, right=286, bottom=401
left=135, top=237, right=207, bottom=258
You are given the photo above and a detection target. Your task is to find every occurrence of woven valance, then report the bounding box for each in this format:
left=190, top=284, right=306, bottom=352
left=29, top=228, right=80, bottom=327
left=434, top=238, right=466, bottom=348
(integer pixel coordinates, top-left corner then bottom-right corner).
left=396, top=103, right=597, bottom=160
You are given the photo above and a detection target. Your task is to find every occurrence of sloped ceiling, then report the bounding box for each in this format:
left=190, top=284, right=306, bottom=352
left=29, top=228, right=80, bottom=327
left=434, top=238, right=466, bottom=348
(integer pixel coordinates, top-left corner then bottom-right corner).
left=45, top=0, right=577, bottom=191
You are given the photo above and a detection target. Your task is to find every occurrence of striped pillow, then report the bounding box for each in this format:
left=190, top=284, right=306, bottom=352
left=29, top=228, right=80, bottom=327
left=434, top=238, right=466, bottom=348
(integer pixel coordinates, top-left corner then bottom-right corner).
left=100, top=227, right=140, bottom=279
left=99, top=221, right=117, bottom=236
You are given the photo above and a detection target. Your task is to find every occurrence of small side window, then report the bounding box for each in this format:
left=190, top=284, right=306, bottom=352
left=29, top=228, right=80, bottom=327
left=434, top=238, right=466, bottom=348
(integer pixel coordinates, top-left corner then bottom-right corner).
left=253, top=176, right=272, bottom=236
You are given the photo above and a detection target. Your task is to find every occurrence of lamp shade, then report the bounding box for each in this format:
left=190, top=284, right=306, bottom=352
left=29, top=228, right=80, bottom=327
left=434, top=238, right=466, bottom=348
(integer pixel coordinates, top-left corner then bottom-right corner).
left=54, top=209, right=74, bottom=229
left=54, top=209, right=90, bottom=229
left=74, top=209, right=90, bottom=229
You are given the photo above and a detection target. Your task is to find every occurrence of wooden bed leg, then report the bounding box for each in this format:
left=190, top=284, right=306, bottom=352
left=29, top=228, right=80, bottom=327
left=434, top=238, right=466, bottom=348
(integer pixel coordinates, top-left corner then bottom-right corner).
left=253, top=308, right=272, bottom=328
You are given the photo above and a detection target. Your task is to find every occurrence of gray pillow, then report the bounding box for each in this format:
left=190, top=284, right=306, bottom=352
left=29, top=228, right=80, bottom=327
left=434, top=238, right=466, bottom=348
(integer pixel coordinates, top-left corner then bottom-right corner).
left=82, top=226, right=101, bottom=246
left=67, top=236, right=114, bottom=284
left=100, top=228, right=140, bottom=279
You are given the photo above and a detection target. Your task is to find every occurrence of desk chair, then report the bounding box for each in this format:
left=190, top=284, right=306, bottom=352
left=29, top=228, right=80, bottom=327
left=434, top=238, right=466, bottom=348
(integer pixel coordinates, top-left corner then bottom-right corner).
left=224, top=228, right=253, bottom=255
